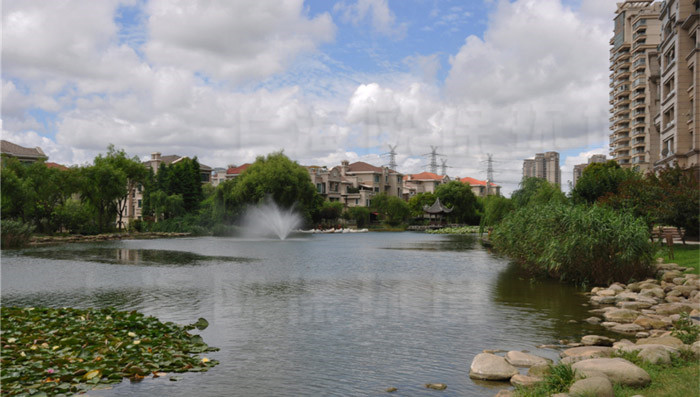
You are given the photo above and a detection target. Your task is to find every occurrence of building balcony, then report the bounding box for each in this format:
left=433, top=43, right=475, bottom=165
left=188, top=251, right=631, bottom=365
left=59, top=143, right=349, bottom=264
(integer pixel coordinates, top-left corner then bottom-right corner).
left=633, top=31, right=647, bottom=41
left=613, top=133, right=630, bottom=144
left=632, top=100, right=645, bottom=110
left=632, top=139, right=646, bottom=148
left=632, top=78, right=646, bottom=88
left=631, top=128, right=645, bottom=137
left=615, top=97, right=630, bottom=106
left=631, top=156, right=646, bottom=164
left=631, top=90, right=645, bottom=100
left=614, top=123, right=631, bottom=133
left=632, top=18, right=647, bottom=31
left=614, top=106, right=630, bottom=116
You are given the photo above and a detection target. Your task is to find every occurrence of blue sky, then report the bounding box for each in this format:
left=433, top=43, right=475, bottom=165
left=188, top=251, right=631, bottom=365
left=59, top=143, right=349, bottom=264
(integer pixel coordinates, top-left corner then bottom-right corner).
left=2, top=0, right=616, bottom=194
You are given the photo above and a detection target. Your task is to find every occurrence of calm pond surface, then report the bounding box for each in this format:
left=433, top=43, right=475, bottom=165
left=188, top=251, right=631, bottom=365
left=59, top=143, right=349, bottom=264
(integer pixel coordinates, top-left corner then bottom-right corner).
left=2, top=232, right=605, bottom=396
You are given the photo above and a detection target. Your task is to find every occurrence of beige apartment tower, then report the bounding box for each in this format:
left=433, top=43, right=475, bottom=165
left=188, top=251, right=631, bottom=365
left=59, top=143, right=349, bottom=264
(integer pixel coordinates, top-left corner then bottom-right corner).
left=610, top=1, right=663, bottom=171
left=523, top=151, right=561, bottom=188
left=573, top=154, right=607, bottom=186
left=652, top=0, right=700, bottom=176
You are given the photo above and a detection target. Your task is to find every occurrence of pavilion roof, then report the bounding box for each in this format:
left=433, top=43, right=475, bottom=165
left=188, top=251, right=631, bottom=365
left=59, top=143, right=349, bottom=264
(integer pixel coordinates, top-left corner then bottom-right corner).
left=423, top=197, right=453, bottom=214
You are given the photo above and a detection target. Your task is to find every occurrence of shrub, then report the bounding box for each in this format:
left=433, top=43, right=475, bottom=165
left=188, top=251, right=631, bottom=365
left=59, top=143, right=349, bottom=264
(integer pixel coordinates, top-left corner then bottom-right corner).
left=672, top=312, right=700, bottom=344
left=491, top=202, right=654, bottom=285
left=1, top=220, right=35, bottom=249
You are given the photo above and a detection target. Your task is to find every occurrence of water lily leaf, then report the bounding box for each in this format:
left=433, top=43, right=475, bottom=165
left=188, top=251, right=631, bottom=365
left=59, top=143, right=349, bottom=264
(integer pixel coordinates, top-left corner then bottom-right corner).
left=83, top=369, right=101, bottom=380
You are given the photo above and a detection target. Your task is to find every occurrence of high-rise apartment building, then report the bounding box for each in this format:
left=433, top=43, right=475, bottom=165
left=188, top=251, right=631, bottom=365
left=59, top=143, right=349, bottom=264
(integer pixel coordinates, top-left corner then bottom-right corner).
left=573, top=154, right=607, bottom=186
left=610, top=1, right=663, bottom=171
left=523, top=151, right=561, bottom=188
left=652, top=0, right=700, bottom=177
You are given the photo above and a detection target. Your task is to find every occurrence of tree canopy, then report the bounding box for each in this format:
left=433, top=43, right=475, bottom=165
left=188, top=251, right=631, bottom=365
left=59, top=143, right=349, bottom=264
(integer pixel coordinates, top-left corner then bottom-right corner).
left=434, top=181, right=480, bottom=224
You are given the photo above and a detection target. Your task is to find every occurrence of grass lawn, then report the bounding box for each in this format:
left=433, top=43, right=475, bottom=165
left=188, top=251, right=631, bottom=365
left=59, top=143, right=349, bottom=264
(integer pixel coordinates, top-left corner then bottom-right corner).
left=656, top=244, right=700, bottom=274
left=613, top=352, right=700, bottom=397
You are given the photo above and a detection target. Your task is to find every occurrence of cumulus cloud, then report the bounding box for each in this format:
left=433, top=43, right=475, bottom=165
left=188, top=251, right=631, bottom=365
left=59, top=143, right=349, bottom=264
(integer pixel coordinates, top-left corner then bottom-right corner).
left=145, top=0, right=335, bottom=85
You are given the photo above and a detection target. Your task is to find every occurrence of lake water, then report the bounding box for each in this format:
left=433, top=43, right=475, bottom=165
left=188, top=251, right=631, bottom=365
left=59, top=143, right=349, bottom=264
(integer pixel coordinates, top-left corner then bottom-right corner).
left=2, top=233, right=604, bottom=396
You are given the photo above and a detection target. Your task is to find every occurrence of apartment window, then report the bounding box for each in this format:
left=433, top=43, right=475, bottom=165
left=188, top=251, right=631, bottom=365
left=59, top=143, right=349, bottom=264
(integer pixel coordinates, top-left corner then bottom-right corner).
left=663, top=77, right=675, bottom=97
left=374, top=175, right=380, bottom=183
left=662, top=137, right=675, bottom=156
left=690, top=99, right=695, bottom=121
left=664, top=48, right=675, bottom=69
left=355, top=199, right=358, bottom=205
left=663, top=106, right=675, bottom=129
left=138, top=200, right=142, bottom=208
left=316, top=183, right=325, bottom=194
left=137, top=184, right=142, bottom=193
left=374, top=187, right=379, bottom=192
left=385, top=175, right=389, bottom=183
left=397, top=175, right=401, bottom=184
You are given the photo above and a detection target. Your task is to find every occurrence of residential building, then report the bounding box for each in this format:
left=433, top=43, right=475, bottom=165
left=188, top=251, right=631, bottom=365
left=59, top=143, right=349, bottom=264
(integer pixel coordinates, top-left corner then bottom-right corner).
left=403, top=172, right=450, bottom=198
left=225, top=163, right=251, bottom=180
left=652, top=0, right=700, bottom=177
left=610, top=1, right=663, bottom=170
left=210, top=167, right=227, bottom=187
left=307, top=165, right=344, bottom=202
left=459, top=177, right=501, bottom=197
left=523, top=151, right=561, bottom=188
left=125, top=152, right=214, bottom=224
left=573, top=154, right=607, bottom=186
left=341, top=161, right=404, bottom=203
left=0, top=140, right=47, bottom=164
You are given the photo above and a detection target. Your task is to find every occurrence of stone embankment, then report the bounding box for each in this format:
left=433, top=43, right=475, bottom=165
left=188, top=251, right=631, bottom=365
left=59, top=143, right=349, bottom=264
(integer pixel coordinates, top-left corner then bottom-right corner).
left=30, top=232, right=190, bottom=245
left=469, top=261, right=700, bottom=397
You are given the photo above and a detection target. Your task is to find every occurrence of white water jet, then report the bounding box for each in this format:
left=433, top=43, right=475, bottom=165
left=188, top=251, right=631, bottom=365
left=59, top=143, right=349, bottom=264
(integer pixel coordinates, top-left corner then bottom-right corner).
left=240, top=200, right=302, bottom=240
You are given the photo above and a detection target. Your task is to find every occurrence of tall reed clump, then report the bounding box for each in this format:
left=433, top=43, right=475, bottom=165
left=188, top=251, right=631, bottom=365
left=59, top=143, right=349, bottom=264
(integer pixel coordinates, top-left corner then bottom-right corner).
left=491, top=202, right=654, bottom=285
left=1, top=219, right=35, bottom=249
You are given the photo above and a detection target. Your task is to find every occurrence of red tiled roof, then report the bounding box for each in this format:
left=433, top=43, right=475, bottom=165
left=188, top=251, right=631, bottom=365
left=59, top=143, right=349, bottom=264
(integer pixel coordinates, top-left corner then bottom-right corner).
left=346, top=161, right=383, bottom=173
left=226, top=163, right=251, bottom=175
left=407, top=172, right=445, bottom=181
left=460, top=177, right=499, bottom=187
left=45, top=162, right=68, bottom=171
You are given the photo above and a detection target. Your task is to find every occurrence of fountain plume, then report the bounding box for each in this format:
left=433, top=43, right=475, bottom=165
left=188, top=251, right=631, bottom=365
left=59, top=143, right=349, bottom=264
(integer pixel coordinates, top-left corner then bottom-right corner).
left=240, top=199, right=302, bottom=240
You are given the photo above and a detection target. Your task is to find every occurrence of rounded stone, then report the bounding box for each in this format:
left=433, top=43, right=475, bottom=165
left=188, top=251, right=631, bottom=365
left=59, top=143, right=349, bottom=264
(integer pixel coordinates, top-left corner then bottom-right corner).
left=610, top=323, right=644, bottom=334
left=636, top=335, right=684, bottom=348
left=571, top=358, right=651, bottom=387
left=510, top=374, right=542, bottom=387
left=637, top=345, right=672, bottom=365
left=581, top=335, right=615, bottom=347
left=504, top=351, right=551, bottom=368
left=603, top=308, right=640, bottom=323
left=568, top=376, right=614, bottom=397
left=469, top=353, right=519, bottom=381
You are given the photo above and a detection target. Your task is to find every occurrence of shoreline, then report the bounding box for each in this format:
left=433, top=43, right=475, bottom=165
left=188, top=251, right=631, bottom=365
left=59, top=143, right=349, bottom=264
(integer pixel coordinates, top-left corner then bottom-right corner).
left=28, top=232, right=191, bottom=246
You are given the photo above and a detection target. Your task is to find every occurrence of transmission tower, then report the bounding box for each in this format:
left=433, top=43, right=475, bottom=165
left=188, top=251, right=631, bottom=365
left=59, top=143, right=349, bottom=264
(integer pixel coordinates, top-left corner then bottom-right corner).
left=440, top=158, right=448, bottom=176
left=387, top=144, right=398, bottom=170
left=423, top=145, right=443, bottom=174
left=486, top=153, right=495, bottom=195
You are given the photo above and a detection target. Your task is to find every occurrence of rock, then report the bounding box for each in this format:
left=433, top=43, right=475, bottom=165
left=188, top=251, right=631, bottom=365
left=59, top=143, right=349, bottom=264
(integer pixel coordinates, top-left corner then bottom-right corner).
left=635, top=332, right=650, bottom=338
left=591, top=287, right=602, bottom=294
left=627, top=282, right=641, bottom=292
left=591, top=296, right=617, bottom=305
left=633, top=316, right=670, bottom=330
left=510, top=374, right=542, bottom=387
left=615, top=343, right=678, bottom=356
left=425, top=383, right=447, bottom=390
left=504, top=351, right=551, bottom=367
left=589, top=307, right=616, bottom=314
left=385, top=387, right=398, bottom=393
left=691, top=341, right=700, bottom=358
left=551, top=394, right=570, bottom=397
left=671, top=286, right=696, bottom=298
left=560, top=346, right=614, bottom=361
left=597, top=289, right=617, bottom=297
left=617, top=301, right=653, bottom=310
left=672, top=277, right=687, bottom=285
left=585, top=317, right=602, bottom=324
left=610, top=323, right=644, bottom=334
left=483, top=349, right=507, bottom=354
left=574, top=369, right=607, bottom=380
left=657, top=263, right=683, bottom=271
left=636, top=335, right=684, bottom=348
left=616, top=291, right=639, bottom=301
left=568, top=376, right=614, bottom=397
left=638, top=281, right=659, bottom=290
left=612, top=339, right=634, bottom=350
left=640, top=288, right=665, bottom=299
left=637, top=345, right=672, bottom=364
left=635, top=295, right=659, bottom=305
left=493, top=390, right=514, bottom=397
left=610, top=283, right=626, bottom=291
left=571, top=358, right=651, bottom=387
left=469, top=353, right=519, bottom=381
left=536, top=344, right=560, bottom=349
left=581, top=335, right=615, bottom=347
left=567, top=343, right=584, bottom=347
left=662, top=270, right=684, bottom=282
left=603, top=308, right=640, bottom=323
left=528, top=363, right=551, bottom=377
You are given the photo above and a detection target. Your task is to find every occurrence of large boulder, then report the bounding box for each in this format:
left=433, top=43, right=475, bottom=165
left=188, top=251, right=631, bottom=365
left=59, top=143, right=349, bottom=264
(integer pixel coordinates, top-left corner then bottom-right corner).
left=510, top=374, right=542, bottom=387
left=633, top=316, right=670, bottom=330
left=504, top=351, right=551, bottom=367
left=637, top=345, right=672, bottom=365
left=640, top=288, right=665, bottom=299
left=528, top=363, right=551, bottom=378
left=469, top=353, right=519, bottom=381
left=610, top=323, right=644, bottom=334
left=636, top=335, right=684, bottom=349
left=571, top=358, right=651, bottom=387
left=560, top=346, right=613, bottom=364
left=615, top=291, right=639, bottom=301
left=661, top=270, right=684, bottom=282
left=617, top=301, right=654, bottom=310
left=568, top=376, right=614, bottom=397
left=603, top=308, right=640, bottom=323
left=655, top=303, right=695, bottom=315
left=691, top=341, right=700, bottom=358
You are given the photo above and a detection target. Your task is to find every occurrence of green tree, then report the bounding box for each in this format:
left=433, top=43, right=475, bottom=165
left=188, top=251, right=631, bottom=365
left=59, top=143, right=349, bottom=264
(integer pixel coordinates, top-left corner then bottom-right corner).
left=98, top=146, right=148, bottom=230
left=480, top=195, right=515, bottom=232
left=232, top=152, right=321, bottom=223
left=407, top=192, right=437, bottom=218
left=511, top=177, right=567, bottom=208
left=434, top=181, right=480, bottom=224
left=655, top=165, right=700, bottom=241
left=319, top=201, right=344, bottom=222
left=346, top=206, right=370, bottom=228
left=80, top=160, right=126, bottom=233
left=371, top=193, right=410, bottom=225
left=571, top=160, right=640, bottom=205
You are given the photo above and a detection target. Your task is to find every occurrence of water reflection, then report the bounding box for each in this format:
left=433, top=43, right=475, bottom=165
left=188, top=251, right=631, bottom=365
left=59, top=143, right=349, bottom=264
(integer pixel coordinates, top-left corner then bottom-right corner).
left=22, top=247, right=253, bottom=266
left=382, top=234, right=478, bottom=251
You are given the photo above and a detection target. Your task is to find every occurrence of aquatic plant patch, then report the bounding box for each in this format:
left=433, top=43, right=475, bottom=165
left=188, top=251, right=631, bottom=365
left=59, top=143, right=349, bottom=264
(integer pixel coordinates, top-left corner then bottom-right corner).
left=426, top=226, right=480, bottom=234
left=1, top=307, right=219, bottom=396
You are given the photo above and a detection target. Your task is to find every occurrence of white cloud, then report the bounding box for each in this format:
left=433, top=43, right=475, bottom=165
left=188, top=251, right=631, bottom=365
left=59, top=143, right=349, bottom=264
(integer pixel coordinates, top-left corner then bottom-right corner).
left=334, top=0, right=407, bottom=39
left=145, top=0, right=335, bottom=85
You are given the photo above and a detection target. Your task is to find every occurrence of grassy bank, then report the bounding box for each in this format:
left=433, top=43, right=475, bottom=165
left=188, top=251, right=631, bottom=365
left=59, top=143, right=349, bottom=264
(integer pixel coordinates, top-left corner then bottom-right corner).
left=426, top=226, right=480, bottom=234
left=656, top=244, right=700, bottom=274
